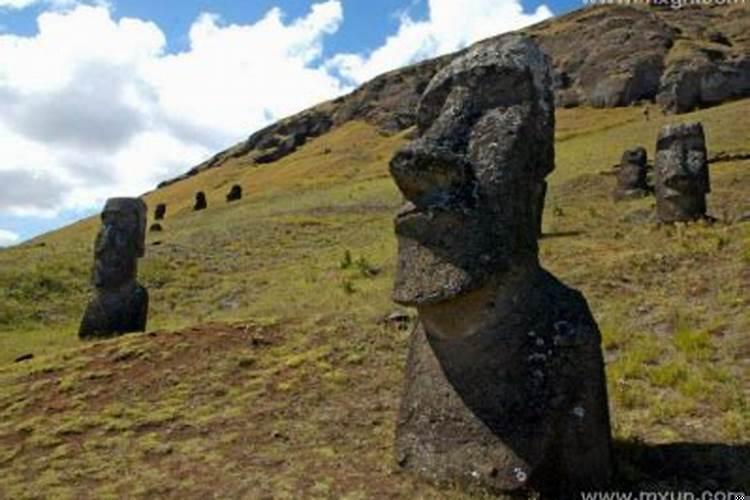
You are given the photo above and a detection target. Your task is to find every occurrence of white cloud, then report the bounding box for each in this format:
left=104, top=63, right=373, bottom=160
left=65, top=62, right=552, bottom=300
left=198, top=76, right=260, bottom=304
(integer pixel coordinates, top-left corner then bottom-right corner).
left=0, top=2, right=347, bottom=215
left=328, top=0, right=553, bottom=84
left=0, top=229, right=20, bottom=247
left=0, top=0, right=554, bottom=221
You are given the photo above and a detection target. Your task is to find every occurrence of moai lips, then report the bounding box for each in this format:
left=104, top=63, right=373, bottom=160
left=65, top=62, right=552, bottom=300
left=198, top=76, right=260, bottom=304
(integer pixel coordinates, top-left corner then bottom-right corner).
left=79, top=198, right=149, bottom=339
left=655, top=122, right=710, bottom=222
left=390, top=34, right=613, bottom=498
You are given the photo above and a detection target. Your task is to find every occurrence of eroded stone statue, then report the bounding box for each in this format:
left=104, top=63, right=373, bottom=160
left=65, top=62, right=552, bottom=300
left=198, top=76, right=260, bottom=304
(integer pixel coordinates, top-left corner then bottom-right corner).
left=614, top=146, right=650, bottom=200
left=226, top=184, right=242, bottom=202
left=79, top=198, right=149, bottom=339
left=390, top=34, right=612, bottom=498
left=194, top=191, right=208, bottom=211
left=655, top=122, right=710, bottom=222
left=154, top=203, right=167, bottom=220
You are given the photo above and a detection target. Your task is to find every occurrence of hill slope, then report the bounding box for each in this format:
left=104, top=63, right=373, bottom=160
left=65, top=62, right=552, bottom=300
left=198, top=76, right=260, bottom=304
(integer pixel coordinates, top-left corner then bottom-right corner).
left=158, top=3, right=750, bottom=188
left=0, top=97, right=749, bottom=497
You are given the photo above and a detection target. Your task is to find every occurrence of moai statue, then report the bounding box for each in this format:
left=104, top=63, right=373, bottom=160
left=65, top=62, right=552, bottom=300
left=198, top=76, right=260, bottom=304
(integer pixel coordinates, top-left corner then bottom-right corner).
left=613, top=146, right=650, bottom=200
left=655, top=122, right=710, bottom=222
left=154, top=203, right=167, bottom=220
left=79, top=198, right=149, bottom=339
left=194, top=192, right=207, bottom=211
left=389, top=34, right=612, bottom=498
left=226, top=184, right=242, bottom=202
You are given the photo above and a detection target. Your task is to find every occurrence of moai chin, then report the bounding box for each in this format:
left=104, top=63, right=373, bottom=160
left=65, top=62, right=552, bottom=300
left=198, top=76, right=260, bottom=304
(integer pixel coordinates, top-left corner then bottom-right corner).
left=614, top=146, right=650, bottom=200
left=79, top=198, right=149, bottom=339
left=655, top=122, right=710, bottom=222
left=389, top=34, right=612, bottom=498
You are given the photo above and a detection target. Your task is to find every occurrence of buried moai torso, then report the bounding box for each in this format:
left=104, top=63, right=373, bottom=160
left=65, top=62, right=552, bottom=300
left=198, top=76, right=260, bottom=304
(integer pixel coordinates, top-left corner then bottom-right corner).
left=390, top=34, right=612, bottom=497
left=655, top=122, right=710, bottom=222
left=614, top=146, right=650, bottom=200
left=79, top=198, right=149, bottom=339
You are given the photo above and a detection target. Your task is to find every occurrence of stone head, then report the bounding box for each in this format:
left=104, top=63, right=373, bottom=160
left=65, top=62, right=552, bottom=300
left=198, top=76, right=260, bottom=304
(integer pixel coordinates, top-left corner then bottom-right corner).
left=655, top=122, right=709, bottom=200
left=93, top=197, right=147, bottom=288
left=390, top=35, right=554, bottom=306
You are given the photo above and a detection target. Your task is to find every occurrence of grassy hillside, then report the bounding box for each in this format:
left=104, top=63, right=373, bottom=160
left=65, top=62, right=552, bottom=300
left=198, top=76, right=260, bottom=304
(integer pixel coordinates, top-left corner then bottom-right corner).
left=0, top=100, right=749, bottom=498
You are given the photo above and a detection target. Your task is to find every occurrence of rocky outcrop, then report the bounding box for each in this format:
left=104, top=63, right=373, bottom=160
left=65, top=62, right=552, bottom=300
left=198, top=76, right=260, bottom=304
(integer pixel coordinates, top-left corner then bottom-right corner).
left=79, top=198, right=149, bottom=339
left=389, top=34, right=612, bottom=498
left=159, top=4, right=750, bottom=189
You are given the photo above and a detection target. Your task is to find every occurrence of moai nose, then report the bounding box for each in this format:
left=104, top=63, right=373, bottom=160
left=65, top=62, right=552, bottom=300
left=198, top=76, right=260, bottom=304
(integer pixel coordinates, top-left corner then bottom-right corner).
left=389, top=144, right=473, bottom=207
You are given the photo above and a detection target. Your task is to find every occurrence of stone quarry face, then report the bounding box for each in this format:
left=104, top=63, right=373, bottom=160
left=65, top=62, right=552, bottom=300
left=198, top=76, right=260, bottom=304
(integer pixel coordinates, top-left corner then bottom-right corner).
left=391, top=34, right=554, bottom=307
left=93, top=198, right=146, bottom=289
left=81, top=197, right=149, bottom=339
left=655, top=122, right=710, bottom=222
left=390, top=34, right=612, bottom=497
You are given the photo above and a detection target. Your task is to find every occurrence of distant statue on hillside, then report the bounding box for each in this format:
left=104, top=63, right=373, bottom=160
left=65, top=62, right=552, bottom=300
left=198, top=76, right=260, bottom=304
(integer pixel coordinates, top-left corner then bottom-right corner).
left=154, top=203, right=166, bottom=220
left=655, top=122, right=710, bottom=222
left=613, top=146, right=651, bottom=200
left=226, top=184, right=242, bottom=202
left=388, top=34, right=612, bottom=498
left=194, top=192, right=207, bottom=211
left=79, top=198, right=149, bottom=339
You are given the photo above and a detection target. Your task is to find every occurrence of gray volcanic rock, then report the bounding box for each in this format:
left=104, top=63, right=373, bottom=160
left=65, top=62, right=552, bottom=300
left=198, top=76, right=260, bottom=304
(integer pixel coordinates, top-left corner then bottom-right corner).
left=390, top=34, right=612, bottom=498
left=614, top=146, right=651, bottom=200
left=655, top=122, right=710, bottom=222
left=79, top=198, right=149, bottom=339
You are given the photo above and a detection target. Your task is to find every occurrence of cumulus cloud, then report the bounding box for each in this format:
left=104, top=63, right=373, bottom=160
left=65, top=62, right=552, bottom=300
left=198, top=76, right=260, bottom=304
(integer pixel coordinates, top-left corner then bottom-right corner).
left=328, top=0, right=553, bottom=84
left=0, top=2, right=347, bottom=215
left=0, top=0, right=553, bottom=222
left=0, top=229, right=20, bottom=247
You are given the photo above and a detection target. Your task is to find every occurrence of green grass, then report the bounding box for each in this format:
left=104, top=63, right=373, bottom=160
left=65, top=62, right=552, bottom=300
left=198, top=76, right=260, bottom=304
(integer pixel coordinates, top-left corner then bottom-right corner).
left=0, top=100, right=749, bottom=497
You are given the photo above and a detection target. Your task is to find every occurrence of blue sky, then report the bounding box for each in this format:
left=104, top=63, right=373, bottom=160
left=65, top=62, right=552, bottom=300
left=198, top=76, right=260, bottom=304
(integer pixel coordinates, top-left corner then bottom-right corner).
left=0, top=0, right=578, bottom=245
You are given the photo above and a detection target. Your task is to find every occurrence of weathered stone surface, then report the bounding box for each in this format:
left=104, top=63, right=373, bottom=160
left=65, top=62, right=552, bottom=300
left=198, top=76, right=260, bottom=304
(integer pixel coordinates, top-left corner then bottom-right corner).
left=194, top=192, right=207, bottom=211
left=79, top=198, right=149, bottom=339
left=390, top=34, right=612, bottom=498
left=226, top=184, right=242, bottom=202
left=154, top=203, right=166, bottom=220
left=613, top=146, right=651, bottom=200
left=655, top=122, right=710, bottom=222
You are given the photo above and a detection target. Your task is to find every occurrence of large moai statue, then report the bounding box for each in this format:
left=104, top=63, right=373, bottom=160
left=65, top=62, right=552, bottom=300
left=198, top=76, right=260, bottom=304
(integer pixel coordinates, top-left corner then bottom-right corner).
left=79, top=198, right=149, bottom=339
left=613, top=146, right=650, bottom=200
left=389, top=35, right=612, bottom=498
left=655, top=122, right=710, bottom=222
